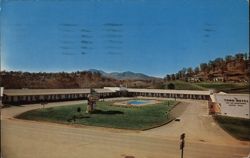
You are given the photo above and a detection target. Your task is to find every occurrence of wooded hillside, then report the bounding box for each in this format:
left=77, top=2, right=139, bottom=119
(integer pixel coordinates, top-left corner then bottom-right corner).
left=0, top=71, right=120, bottom=89
left=164, top=53, right=249, bottom=83
left=0, top=71, right=163, bottom=89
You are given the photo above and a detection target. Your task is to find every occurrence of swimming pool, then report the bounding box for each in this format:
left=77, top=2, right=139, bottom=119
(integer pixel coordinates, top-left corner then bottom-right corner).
left=127, top=100, right=149, bottom=105
left=113, top=99, right=160, bottom=107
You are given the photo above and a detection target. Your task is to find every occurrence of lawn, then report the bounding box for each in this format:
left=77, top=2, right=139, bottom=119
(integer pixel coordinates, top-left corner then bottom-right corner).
left=165, top=81, right=206, bottom=90
left=196, top=82, right=249, bottom=93
left=214, top=115, right=250, bottom=141
left=16, top=100, right=178, bottom=130
left=164, top=81, right=249, bottom=93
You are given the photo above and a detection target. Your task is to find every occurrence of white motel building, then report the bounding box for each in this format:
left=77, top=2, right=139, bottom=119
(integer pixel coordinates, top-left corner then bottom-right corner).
left=1, top=87, right=249, bottom=119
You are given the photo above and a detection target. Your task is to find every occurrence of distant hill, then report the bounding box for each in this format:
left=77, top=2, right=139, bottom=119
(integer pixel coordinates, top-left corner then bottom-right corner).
left=0, top=70, right=163, bottom=89
left=0, top=71, right=120, bottom=89
left=164, top=53, right=249, bottom=83
left=88, top=69, right=157, bottom=80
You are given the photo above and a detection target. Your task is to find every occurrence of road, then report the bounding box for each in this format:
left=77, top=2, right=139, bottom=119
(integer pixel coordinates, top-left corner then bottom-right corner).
left=1, top=99, right=250, bottom=158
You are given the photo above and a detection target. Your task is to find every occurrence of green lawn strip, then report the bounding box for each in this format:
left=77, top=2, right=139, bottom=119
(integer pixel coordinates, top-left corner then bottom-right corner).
left=214, top=115, right=250, bottom=141
left=16, top=100, right=178, bottom=130
left=165, top=81, right=207, bottom=90
left=16, top=105, right=82, bottom=123
left=164, top=80, right=249, bottom=92
left=173, top=81, right=206, bottom=90
left=196, top=82, right=249, bottom=92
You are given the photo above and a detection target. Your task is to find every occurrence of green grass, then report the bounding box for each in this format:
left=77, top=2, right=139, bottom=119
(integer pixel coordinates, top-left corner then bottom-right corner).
left=214, top=115, right=250, bottom=141
left=165, top=81, right=206, bottom=90
left=196, top=82, right=249, bottom=93
left=16, top=100, right=178, bottom=130
left=164, top=81, right=249, bottom=93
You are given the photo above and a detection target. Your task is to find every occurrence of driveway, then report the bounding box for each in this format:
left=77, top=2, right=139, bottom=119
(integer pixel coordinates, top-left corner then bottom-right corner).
left=1, top=99, right=250, bottom=158
left=142, top=100, right=244, bottom=145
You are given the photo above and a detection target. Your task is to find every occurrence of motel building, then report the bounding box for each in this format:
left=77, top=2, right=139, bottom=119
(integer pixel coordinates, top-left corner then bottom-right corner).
left=2, top=87, right=249, bottom=119
left=2, top=88, right=119, bottom=105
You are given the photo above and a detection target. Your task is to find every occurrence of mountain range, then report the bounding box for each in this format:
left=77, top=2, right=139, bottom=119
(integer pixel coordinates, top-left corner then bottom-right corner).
left=88, top=69, right=157, bottom=80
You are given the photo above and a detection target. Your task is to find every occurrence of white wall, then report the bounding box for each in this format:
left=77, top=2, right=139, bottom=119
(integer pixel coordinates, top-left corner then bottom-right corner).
left=0, top=87, right=4, bottom=106
left=104, top=87, right=121, bottom=92
left=0, top=87, right=3, bottom=97
left=215, top=94, right=250, bottom=119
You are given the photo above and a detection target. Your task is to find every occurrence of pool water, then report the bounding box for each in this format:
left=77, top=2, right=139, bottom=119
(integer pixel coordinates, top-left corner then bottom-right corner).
left=113, top=99, right=158, bottom=107
left=127, top=100, right=149, bottom=105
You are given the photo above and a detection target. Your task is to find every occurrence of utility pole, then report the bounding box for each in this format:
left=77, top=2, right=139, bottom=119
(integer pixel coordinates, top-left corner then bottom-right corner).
left=180, top=133, right=185, bottom=158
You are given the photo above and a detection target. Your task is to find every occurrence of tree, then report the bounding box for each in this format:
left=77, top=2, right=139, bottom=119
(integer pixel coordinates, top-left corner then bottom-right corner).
left=165, top=75, right=171, bottom=81
left=171, top=74, right=176, bottom=80
left=178, top=68, right=187, bottom=80
left=175, top=73, right=180, bottom=80
left=187, top=67, right=193, bottom=77
left=194, top=67, right=200, bottom=74
left=200, top=63, right=208, bottom=72
left=235, top=53, right=244, bottom=60
left=214, top=57, right=225, bottom=71
left=180, top=68, right=187, bottom=78
left=214, top=58, right=224, bottom=65
left=225, top=55, right=234, bottom=62
left=208, top=60, right=216, bottom=71
left=167, top=83, right=175, bottom=89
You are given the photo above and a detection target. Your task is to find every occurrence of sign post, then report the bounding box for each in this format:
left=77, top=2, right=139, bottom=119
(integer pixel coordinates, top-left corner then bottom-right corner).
left=180, top=133, right=185, bottom=158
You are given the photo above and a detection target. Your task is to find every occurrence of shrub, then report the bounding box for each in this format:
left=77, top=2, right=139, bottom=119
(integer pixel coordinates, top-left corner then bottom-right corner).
left=77, top=107, right=81, bottom=113
left=167, top=83, right=175, bottom=89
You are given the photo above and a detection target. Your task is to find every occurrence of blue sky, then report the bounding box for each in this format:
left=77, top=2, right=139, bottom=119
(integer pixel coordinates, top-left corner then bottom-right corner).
left=1, top=0, right=249, bottom=77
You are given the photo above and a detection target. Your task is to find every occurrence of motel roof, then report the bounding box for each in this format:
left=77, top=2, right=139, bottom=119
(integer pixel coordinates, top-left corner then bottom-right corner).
left=3, top=87, right=211, bottom=96
left=104, top=87, right=211, bottom=95
left=3, top=88, right=114, bottom=96
left=126, top=88, right=211, bottom=95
